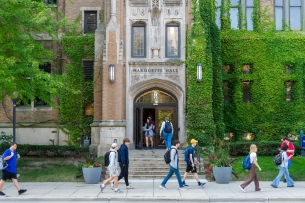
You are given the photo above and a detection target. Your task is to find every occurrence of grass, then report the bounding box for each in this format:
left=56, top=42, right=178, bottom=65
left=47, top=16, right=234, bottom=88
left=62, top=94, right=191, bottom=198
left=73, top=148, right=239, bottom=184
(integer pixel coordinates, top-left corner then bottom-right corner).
left=13, top=157, right=84, bottom=182
left=230, top=156, right=305, bottom=181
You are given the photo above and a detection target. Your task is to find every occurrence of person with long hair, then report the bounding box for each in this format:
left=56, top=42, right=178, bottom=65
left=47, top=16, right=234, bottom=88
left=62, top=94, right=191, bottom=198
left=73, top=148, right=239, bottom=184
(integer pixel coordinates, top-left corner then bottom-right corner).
left=143, top=117, right=154, bottom=150
left=239, top=144, right=263, bottom=192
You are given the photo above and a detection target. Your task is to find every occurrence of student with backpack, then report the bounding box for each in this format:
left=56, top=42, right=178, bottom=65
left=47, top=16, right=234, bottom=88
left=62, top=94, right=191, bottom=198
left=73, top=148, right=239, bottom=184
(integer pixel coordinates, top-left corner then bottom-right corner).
left=271, top=145, right=294, bottom=188
left=279, top=136, right=294, bottom=183
left=159, top=140, right=187, bottom=190
left=181, top=139, right=205, bottom=187
left=100, top=143, right=123, bottom=194
left=159, top=116, right=173, bottom=150
left=239, top=144, right=262, bottom=192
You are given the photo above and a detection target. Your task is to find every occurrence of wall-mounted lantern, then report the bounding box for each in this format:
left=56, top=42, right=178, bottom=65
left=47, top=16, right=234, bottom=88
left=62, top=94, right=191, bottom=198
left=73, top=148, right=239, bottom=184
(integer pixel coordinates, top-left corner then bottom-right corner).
left=109, top=64, right=115, bottom=82
left=197, top=63, right=202, bottom=82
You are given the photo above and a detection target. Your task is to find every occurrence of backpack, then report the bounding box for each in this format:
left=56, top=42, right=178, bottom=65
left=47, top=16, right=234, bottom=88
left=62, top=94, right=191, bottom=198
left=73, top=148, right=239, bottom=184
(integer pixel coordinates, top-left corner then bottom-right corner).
left=117, top=147, right=121, bottom=163
left=164, top=148, right=177, bottom=164
left=274, top=151, right=284, bottom=165
left=164, top=121, right=172, bottom=133
left=0, top=155, right=8, bottom=171
left=242, top=154, right=252, bottom=170
left=184, top=148, right=190, bottom=162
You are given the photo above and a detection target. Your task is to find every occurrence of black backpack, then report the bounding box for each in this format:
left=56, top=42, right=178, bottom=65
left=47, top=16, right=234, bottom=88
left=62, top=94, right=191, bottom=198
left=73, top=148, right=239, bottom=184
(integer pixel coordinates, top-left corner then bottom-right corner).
left=104, top=151, right=111, bottom=166
left=164, top=148, right=177, bottom=164
left=274, top=151, right=284, bottom=165
left=164, top=121, right=172, bottom=133
left=117, top=147, right=121, bottom=163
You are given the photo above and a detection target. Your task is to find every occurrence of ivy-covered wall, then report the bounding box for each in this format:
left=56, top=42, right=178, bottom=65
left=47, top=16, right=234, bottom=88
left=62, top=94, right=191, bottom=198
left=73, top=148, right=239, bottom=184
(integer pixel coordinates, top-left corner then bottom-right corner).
left=60, top=34, right=95, bottom=144
left=186, top=0, right=305, bottom=144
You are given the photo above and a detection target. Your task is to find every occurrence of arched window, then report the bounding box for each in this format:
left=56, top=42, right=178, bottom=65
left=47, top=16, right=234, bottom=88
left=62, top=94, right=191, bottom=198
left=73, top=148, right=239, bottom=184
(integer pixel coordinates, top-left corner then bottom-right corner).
left=136, top=90, right=176, bottom=104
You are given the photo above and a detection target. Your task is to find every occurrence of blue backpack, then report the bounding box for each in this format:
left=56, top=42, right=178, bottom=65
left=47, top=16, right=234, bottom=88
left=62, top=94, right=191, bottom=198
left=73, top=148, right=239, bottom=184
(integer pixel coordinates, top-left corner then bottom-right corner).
left=242, top=153, right=252, bottom=170
left=184, top=148, right=190, bottom=162
left=164, top=122, right=172, bottom=133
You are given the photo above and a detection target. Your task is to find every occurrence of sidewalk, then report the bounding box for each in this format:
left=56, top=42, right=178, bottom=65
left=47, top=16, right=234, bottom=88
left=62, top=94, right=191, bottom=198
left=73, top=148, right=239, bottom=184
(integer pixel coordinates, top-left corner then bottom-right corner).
left=1, top=180, right=305, bottom=202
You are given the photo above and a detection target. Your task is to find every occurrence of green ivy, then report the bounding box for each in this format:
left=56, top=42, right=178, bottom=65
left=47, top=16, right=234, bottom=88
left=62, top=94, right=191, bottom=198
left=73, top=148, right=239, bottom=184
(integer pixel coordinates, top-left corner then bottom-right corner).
left=60, top=34, right=94, bottom=144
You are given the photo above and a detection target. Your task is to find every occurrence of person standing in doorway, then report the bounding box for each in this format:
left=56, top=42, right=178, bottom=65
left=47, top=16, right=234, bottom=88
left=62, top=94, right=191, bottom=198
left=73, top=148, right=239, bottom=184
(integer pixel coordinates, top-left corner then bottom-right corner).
left=118, top=138, right=134, bottom=189
left=100, top=143, right=123, bottom=194
left=182, top=139, right=205, bottom=187
left=143, top=117, right=154, bottom=150
left=239, top=144, right=263, bottom=192
left=0, top=142, right=27, bottom=196
left=159, top=140, right=187, bottom=190
left=279, top=136, right=294, bottom=183
left=159, top=116, right=173, bottom=150
left=271, top=144, right=294, bottom=188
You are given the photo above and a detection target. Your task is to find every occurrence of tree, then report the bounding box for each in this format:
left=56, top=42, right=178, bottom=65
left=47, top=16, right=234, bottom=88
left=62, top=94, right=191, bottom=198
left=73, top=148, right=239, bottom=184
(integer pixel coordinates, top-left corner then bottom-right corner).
left=0, top=0, right=72, bottom=105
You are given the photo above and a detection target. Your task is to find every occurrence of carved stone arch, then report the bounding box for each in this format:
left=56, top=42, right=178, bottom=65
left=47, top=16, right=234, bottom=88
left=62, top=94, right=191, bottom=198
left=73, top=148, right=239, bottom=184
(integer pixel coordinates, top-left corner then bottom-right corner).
left=130, top=20, right=147, bottom=25
left=165, top=20, right=181, bottom=25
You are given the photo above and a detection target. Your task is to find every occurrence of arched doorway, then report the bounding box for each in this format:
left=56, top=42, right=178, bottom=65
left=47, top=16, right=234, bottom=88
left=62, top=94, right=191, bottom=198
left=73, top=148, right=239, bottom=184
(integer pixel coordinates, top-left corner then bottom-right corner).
left=134, top=88, right=178, bottom=149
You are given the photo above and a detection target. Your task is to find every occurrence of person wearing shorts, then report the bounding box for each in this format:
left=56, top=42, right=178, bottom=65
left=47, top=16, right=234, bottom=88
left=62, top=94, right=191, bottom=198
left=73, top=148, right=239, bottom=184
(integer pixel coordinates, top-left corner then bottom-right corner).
left=0, top=142, right=27, bottom=196
left=182, top=139, right=205, bottom=187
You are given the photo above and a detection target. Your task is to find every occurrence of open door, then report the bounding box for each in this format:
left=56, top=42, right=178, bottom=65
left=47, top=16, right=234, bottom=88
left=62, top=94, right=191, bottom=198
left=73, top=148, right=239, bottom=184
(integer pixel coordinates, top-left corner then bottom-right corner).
left=135, top=107, right=143, bottom=149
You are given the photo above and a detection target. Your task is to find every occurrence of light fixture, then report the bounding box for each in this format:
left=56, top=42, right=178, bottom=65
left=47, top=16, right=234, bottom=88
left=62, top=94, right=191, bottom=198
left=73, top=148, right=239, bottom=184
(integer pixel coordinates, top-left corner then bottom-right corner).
left=197, top=63, right=202, bottom=82
left=109, top=64, right=115, bottom=82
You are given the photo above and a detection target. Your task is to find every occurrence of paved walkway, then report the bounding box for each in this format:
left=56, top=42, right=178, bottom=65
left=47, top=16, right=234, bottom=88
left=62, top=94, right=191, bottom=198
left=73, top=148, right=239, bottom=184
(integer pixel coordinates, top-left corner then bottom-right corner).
left=1, top=180, right=305, bottom=202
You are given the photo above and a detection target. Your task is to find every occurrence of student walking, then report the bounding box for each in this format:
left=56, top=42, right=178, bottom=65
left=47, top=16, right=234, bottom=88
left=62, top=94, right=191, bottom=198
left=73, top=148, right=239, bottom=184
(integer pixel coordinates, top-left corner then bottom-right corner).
left=0, top=142, right=27, bottom=196
left=239, top=144, right=263, bottom=192
left=143, top=117, right=154, bottom=150
left=159, top=117, right=173, bottom=150
left=118, top=138, right=134, bottom=189
left=159, top=140, right=187, bottom=190
left=182, top=139, right=205, bottom=187
left=100, top=143, right=123, bottom=193
left=279, top=136, right=294, bottom=183
left=271, top=145, right=294, bottom=188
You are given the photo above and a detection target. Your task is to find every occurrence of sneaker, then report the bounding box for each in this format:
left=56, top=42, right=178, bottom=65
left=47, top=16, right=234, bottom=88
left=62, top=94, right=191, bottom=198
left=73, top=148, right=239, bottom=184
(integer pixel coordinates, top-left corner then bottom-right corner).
left=256, top=188, right=263, bottom=192
left=239, top=185, right=245, bottom=192
left=111, top=181, right=114, bottom=190
left=182, top=181, right=189, bottom=187
left=0, top=191, right=5, bottom=196
left=126, top=185, right=134, bottom=189
left=271, top=184, right=278, bottom=188
left=198, top=182, right=205, bottom=186
left=114, top=189, right=123, bottom=193
left=100, top=184, right=106, bottom=193
left=18, top=189, right=27, bottom=195
left=287, top=185, right=294, bottom=187
left=283, top=179, right=287, bottom=183
left=159, top=184, right=167, bottom=189
left=179, top=187, right=187, bottom=190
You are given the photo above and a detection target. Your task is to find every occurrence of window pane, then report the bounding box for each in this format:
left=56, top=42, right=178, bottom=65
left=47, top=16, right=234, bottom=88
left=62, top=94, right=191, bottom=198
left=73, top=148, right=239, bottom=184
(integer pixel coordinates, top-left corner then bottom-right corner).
left=230, top=8, right=239, bottom=29
left=87, top=13, right=96, bottom=23
left=275, top=7, right=283, bottom=30
left=216, top=8, right=221, bottom=28
left=275, top=0, right=283, bottom=6
left=133, top=27, right=145, bottom=57
left=246, top=8, right=253, bottom=30
left=87, top=24, right=96, bottom=32
left=242, top=82, right=251, bottom=103
left=231, top=0, right=239, bottom=6
left=167, top=26, right=179, bottom=57
left=216, top=0, right=222, bottom=6
left=290, top=7, right=301, bottom=30
left=290, top=0, right=301, bottom=6
left=246, top=0, right=254, bottom=7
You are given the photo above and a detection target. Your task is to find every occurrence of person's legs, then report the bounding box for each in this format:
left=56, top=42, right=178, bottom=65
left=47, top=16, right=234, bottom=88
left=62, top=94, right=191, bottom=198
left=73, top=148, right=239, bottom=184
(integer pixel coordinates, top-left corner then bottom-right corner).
left=166, top=133, right=172, bottom=149
left=0, top=179, right=6, bottom=193
left=161, top=166, right=174, bottom=186
left=162, top=132, right=168, bottom=149
left=145, top=137, right=149, bottom=149
left=284, top=168, right=294, bottom=186
left=193, top=173, right=200, bottom=182
left=113, top=176, right=119, bottom=188
left=118, top=164, right=126, bottom=182
left=150, top=137, right=154, bottom=148
left=173, top=167, right=183, bottom=188
left=253, top=170, right=260, bottom=191
left=11, top=179, right=21, bottom=191
left=284, top=160, right=292, bottom=182
left=240, top=164, right=255, bottom=189
left=271, top=167, right=285, bottom=187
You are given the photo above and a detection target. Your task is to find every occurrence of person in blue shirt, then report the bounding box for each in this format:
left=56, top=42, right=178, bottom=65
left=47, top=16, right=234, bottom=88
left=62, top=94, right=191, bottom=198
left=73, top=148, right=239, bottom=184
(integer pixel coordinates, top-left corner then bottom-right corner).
left=182, top=139, right=205, bottom=187
left=0, top=142, right=27, bottom=196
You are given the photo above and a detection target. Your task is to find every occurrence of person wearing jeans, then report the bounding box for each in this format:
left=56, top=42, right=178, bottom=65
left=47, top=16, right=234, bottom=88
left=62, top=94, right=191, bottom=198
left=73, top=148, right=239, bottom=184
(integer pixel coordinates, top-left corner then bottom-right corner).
left=159, top=140, right=186, bottom=190
left=159, top=117, right=173, bottom=150
left=271, top=145, right=294, bottom=188
left=239, top=144, right=263, bottom=192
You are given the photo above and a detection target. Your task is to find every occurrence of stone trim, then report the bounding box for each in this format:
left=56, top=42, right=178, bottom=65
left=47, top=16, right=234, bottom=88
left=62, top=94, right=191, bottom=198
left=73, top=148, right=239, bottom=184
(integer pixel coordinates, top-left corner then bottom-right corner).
left=99, top=120, right=126, bottom=127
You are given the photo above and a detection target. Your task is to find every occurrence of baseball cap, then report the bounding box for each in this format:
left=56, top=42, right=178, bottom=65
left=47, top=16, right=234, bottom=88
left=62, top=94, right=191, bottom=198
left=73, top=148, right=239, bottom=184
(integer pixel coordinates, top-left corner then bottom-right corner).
left=190, top=139, right=198, bottom=144
left=111, top=143, right=118, bottom=148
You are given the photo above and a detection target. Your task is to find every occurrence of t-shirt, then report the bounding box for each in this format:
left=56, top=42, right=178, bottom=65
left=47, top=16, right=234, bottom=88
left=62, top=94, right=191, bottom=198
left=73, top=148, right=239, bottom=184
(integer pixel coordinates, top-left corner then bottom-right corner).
left=3, top=149, right=17, bottom=173
left=250, top=152, right=257, bottom=164
left=188, top=147, right=195, bottom=165
left=280, top=141, right=294, bottom=160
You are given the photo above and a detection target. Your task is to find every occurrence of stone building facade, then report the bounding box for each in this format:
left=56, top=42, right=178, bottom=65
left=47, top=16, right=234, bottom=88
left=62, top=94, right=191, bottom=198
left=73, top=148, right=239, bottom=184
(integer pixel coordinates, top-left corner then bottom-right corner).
left=0, top=0, right=286, bottom=155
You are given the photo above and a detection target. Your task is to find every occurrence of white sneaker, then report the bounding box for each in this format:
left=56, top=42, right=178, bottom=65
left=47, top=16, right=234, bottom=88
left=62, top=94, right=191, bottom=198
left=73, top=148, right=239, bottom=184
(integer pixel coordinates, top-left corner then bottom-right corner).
left=159, top=184, right=167, bottom=189
left=239, top=185, right=245, bottom=193
left=126, top=185, right=134, bottom=189
left=179, top=187, right=187, bottom=190
left=114, top=189, right=123, bottom=193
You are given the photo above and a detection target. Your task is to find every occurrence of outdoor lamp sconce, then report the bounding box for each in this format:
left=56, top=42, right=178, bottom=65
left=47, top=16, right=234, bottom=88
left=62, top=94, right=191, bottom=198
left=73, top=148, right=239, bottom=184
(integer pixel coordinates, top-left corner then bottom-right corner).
left=197, top=63, right=202, bottom=82
left=109, top=64, right=115, bottom=82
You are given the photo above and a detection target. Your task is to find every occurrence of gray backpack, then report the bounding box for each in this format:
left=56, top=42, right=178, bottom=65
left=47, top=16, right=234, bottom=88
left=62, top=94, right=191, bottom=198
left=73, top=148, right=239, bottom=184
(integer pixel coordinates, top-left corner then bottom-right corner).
left=0, top=155, right=8, bottom=170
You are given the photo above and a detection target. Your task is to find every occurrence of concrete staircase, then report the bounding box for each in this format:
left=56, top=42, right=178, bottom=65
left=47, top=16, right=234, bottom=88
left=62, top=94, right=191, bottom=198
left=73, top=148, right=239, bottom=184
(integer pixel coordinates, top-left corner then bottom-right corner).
left=105, top=149, right=204, bottom=179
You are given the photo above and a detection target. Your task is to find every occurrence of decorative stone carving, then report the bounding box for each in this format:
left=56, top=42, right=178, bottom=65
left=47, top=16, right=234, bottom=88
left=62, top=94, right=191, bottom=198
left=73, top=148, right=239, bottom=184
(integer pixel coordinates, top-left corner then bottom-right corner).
left=174, top=8, right=179, bottom=16
left=131, top=8, right=138, bottom=16
left=140, top=8, right=146, bottom=16
left=166, top=8, right=171, bottom=16
left=151, top=7, right=160, bottom=48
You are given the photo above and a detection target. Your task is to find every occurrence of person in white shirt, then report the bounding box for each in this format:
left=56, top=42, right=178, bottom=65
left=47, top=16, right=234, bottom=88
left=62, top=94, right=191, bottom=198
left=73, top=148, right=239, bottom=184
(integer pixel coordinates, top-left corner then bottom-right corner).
left=239, top=144, right=263, bottom=192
